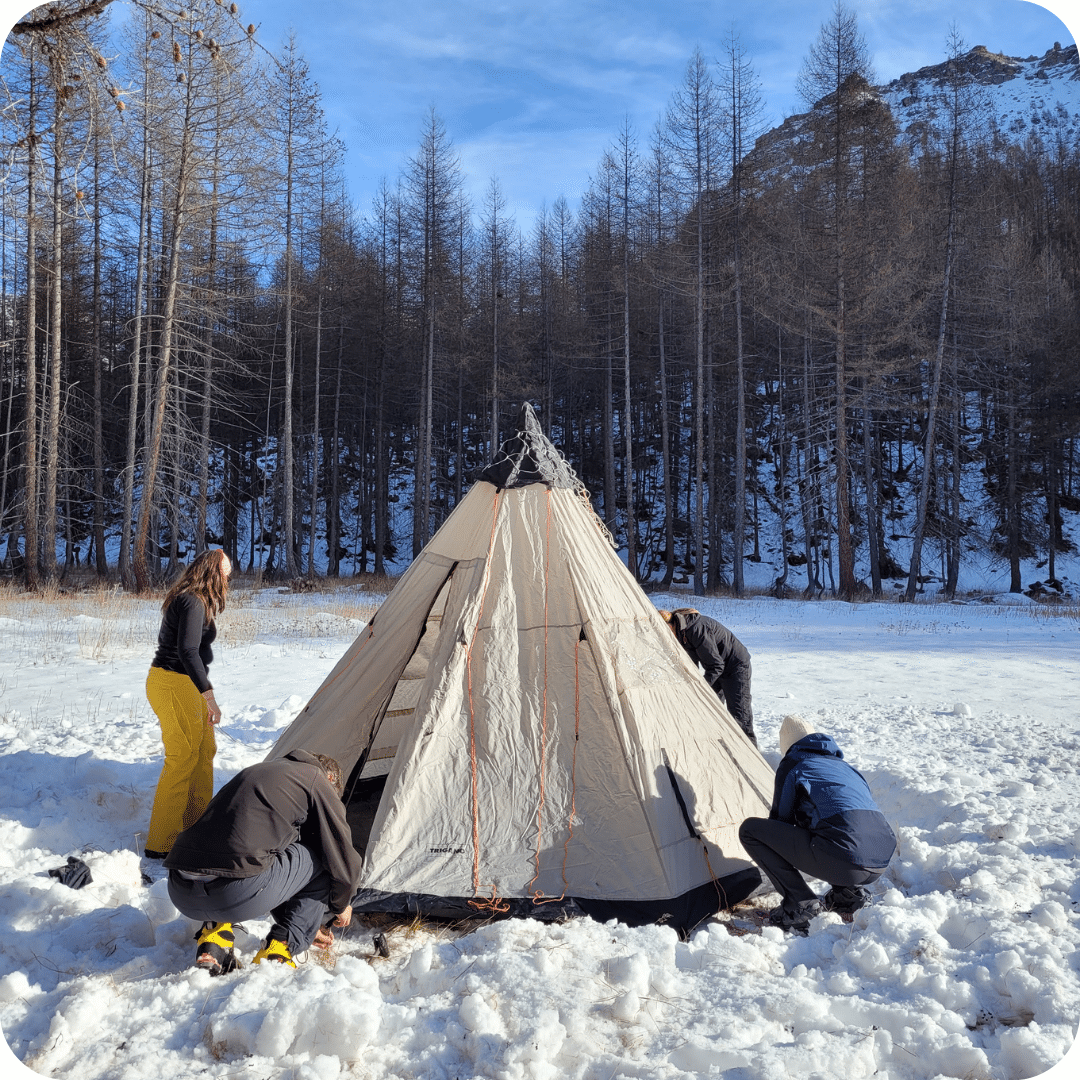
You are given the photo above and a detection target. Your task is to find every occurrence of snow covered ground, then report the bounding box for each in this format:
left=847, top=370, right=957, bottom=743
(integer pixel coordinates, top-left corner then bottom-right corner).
left=1, top=581, right=1078, bottom=1080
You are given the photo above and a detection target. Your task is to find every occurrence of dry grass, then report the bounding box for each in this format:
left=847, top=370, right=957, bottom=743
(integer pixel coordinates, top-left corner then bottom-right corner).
left=346, top=909, right=499, bottom=955
left=1014, top=600, right=1080, bottom=620
left=231, top=570, right=399, bottom=598
left=217, top=589, right=379, bottom=649
left=0, top=576, right=383, bottom=660
left=4, top=569, right=1072, bottom=662
left=0, top=580, right=160, bottom=662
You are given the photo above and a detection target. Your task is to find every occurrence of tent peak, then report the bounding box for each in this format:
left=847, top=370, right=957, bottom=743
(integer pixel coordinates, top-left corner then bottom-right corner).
left=480, top=403, right=583, bottom=491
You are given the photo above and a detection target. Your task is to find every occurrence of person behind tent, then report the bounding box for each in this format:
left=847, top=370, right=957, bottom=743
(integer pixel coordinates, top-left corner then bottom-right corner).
left=659, top=608, right=757, bottom=746
left=165, top=750, right=362, bottom=972
left=738, top=715, right=897, bottom=933
left=144, top=548, right=232, bottom=861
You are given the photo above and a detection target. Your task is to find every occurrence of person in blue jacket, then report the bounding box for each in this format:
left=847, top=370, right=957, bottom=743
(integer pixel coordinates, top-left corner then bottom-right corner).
left=738, top=715, right=896, bottom=932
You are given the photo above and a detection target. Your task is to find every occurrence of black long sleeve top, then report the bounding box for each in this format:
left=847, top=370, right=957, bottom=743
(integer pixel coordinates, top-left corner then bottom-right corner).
left=151, top=592, right=216, bottom=693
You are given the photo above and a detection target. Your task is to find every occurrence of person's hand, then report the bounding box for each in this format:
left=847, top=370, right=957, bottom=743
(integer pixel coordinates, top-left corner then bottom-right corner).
left=202, top=689, right=222, bottom=725
left=313, top=926, right=335, bottom=949
left=332, top=905, right=352, bottom=929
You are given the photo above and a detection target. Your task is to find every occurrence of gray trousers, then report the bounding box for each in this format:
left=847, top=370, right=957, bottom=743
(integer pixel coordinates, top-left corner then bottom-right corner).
left=738, top=817, right=881, bottom=908
left=168, top=842, right=331, bottom=955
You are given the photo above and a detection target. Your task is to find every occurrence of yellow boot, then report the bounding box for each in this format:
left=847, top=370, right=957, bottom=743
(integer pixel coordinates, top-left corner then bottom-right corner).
left=194, top=922, right=237, bottom=976
left=253, top=938, right=296, bottom=968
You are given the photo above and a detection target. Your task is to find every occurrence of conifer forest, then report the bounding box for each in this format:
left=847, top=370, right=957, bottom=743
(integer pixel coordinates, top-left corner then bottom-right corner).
left=1, top=0, right=1079, bottom=598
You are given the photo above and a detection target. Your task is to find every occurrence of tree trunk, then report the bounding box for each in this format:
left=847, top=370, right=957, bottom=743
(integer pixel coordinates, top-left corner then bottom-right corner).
left=732, top=260, right=746, bottom=595
left=42, top=73, right=65, bottom=581
left=328, top=312, right=343, bottom=577
left=622, top=268, right=636, bottom=579
left=281, top=229, right=297, bottom=577
left=772, top=327, right=791, bottom=596
left=1046, top=447, right=1057, bottom=582
left=308, top=289, right=322, bottom=576
left=800, top=331, right=822, bottom=595
left=944, top=338, right=961, bottom=598
left=1006, top=383, right=1021, bottom=592
left=132, top=71, right=196, bottom=591
left=22, top=47, right=40, bottom=589
left=863, top=391, right=881, bottom=596
left=658, top=290, right=674, bottom=587
left=374, top=340, right=387, bottom=577
left=906, top=203, right=955, bottom=599
left=91, top=118, right=107, bottom=576
left=119, top=97, right=150, bottom=588
left=491, top=254, right=499, bottom=459
left=166, top=369, right=183, bottom=576
left=196, top=111, right=222, bottom=558
left=833, top=277, right=856, bottom=597
left=0, top=198, right=15, bottom=552
left=618, top=129, right=637, bottom=580
left=693, top=189, right=705, bottom=596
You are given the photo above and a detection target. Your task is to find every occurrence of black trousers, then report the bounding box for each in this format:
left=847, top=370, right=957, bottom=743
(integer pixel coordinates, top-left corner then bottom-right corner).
left=717, top=661, right=754, bottom=743
left=738, top=817, right=882, bottom=906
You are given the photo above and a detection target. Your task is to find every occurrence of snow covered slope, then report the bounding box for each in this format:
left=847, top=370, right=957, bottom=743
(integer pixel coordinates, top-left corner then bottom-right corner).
left=750, top=42, right=1079, bottom=174
left=881, top=42, right=1080, bottom=149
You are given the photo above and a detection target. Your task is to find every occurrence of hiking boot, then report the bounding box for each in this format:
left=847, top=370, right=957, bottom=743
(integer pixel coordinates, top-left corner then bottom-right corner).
left=823, top=886, right=871, bottom=915
left=194, top=922, right=238, bottom=976
left=253, top=938, right=296, bottom=968
left=766, top=898, right=821, bottom=934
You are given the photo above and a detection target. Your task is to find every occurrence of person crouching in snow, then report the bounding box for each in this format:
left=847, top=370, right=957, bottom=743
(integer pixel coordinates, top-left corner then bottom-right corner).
left=738, top=715, right=896, bottom=933
left=164, top=749, right=362, bottom=973
left=659, top=608, right=757, bottom=746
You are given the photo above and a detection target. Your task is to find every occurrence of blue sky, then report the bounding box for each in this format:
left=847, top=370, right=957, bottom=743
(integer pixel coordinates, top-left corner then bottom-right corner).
left=2, top=0, right=1077, bottom=231
left=242, top=0, right=1077, bottom=230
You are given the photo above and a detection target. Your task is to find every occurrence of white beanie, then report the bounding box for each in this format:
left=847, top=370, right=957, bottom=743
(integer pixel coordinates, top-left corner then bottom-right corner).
left=779, top=714, right=816, bottom=757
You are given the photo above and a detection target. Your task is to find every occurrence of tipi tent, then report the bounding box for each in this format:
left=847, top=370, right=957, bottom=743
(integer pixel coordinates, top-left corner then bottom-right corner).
left=268, top=405, right=774, bottom=934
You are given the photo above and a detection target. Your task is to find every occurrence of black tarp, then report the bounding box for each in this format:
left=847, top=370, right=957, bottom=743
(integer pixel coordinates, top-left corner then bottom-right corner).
left=479, top=403, right=581, bottom=491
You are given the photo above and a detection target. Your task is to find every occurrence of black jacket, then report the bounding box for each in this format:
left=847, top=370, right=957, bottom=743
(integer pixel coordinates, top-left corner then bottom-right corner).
left=164, top=749, right=362, bottom=915
left=671, top=612, right=750, bottom=690
left=151, top=593, right=215, bottom=693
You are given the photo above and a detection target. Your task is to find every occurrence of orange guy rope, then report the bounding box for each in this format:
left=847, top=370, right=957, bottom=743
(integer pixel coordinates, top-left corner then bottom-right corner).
left=465, top=490, right=506, bottom=912
left=550, top=630, right=582, bottom=898
left=528, top=491, right=556, bottom=901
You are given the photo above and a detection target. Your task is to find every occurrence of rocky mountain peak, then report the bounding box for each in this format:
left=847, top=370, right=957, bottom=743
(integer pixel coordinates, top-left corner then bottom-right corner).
left=884, top=42, right=1076, bottom=100
left=750, top=42, right=1079, bottom=174
left=879, top=43, right=1079, bottom=151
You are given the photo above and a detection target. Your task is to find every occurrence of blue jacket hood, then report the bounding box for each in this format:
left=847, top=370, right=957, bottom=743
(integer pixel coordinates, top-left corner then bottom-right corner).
left=787, top=732, right=844, bottom=761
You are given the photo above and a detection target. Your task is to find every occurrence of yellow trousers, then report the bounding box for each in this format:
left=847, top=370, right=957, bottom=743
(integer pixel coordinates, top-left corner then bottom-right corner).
left=145, top=667, right=216, bottom=855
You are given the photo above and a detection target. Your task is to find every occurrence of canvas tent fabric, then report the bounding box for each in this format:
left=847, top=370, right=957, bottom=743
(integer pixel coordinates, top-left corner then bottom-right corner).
left=268, top=405, right=775, bottom=933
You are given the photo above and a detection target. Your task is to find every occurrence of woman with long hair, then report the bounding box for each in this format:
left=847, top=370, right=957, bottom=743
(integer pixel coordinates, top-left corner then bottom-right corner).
left=143, top=548, right=232, bottom=860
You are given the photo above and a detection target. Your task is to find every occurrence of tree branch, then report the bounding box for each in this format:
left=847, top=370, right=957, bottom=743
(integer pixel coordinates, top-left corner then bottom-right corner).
left=9, top=0, right=116, bottom=35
